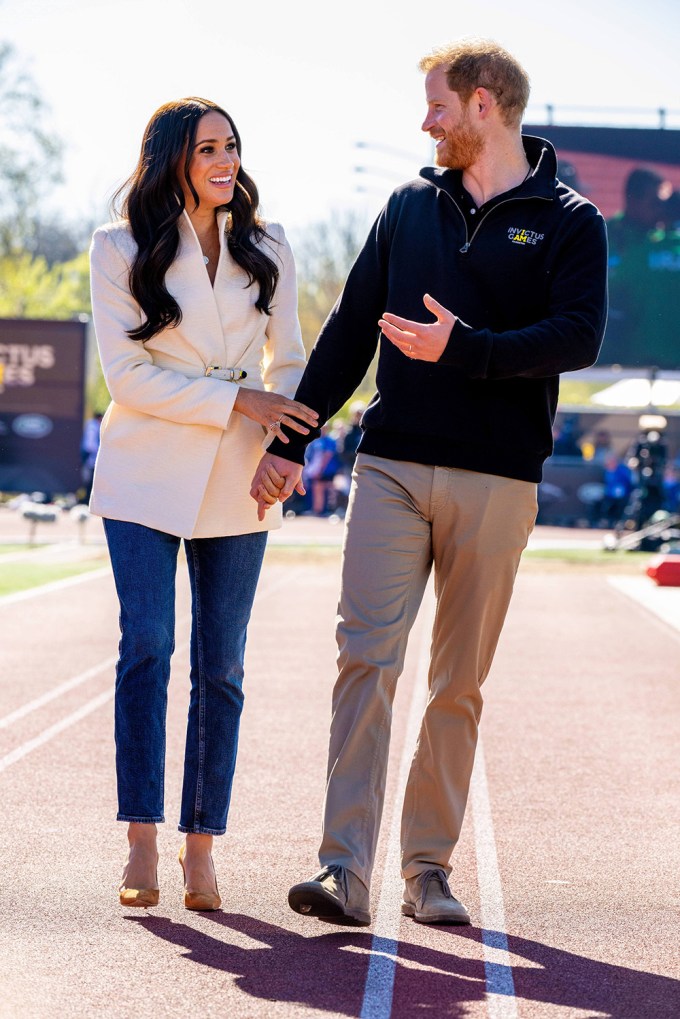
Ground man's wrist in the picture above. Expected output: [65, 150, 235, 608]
[268, 417, 321, 465]
[267, 434, 307, 465]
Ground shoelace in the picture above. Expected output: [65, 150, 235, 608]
[419, 868, 452, 903]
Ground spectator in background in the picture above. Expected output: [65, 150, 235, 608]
[663, 464, 680, 513]
[600, 454, 634, 528]
[608, 169, 664, 250]
[339, 400, 366, 478]
[330, 417, 348, 451]
[80, 411, 103, 502]
[304, 423, 340, 515]
[588, 428, 616, 466]
[552, 416, 583, 457]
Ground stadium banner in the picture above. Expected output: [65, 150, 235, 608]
[0, 318, 87, 495]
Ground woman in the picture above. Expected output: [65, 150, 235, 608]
[89, 97, 316, 910]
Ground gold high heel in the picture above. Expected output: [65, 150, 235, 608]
[119, 847, 159, 908]
[119, 884, 160, 908]
[179, 843, 221, 911]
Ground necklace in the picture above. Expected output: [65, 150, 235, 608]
[199, 229, 221, 267]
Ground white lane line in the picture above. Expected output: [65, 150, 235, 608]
[0, 628, 189, 773]
[0, 568, 303, 771]
[0, 688, 115, 773]
[0, 566, 111, 606]
[0, 655, 118, 730]
[0, 612, 191, 732]
[360, 586, 434, 1019]
[607, 575, 680, 636]
[361, 579, 518, 1019]
[470, 739, 518, 1019]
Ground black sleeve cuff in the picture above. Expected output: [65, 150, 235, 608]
[438, 319, 493, 379]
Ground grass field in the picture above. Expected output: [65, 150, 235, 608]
[0, 541, 655, 599]
[522, 547, 651, 570]
[0, 556, 109, 598]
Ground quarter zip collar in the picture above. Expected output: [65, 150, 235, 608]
[420, 135, 558, 205]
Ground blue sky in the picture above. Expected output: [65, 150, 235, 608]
[3, 0, 679, 232]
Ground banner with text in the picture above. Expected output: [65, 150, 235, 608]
[0, 319, 87, 494]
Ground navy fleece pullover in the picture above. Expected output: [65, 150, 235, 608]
[269, 136, 608, 483]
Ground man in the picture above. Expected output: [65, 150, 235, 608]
[251, 39, 608, 926]
[599, 167, 675, 369]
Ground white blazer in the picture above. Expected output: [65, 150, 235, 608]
[89, 210, 306, 538]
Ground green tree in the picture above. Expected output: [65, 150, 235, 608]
[292, 209, 367, 354]
[0, 250, 90, 318]
[291, 209, 378, 411]
[0, 41, 65, 255]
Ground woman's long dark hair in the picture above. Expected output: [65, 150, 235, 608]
[112, 97, 279, 342]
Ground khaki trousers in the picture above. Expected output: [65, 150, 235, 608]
[318, 454, 537, 888]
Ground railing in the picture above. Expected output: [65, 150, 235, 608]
[525, 105, 680, 130]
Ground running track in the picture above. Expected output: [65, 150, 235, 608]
[0, 519, 679, 1018]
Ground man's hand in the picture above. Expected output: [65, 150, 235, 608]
[379, 293, 456, 362]
[250, 453, 305, 522]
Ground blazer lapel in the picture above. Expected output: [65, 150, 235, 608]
[163, 211, 227, 367]
[160, 210, 267, 373]
[212, 211, 270, 370]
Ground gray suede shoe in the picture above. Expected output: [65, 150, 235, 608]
[401, 868, 470, 925]
[288, 864, 371, 926]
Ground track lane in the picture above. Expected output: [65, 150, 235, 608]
[1, 536, 679, 1018]
[477, 570, 680, 1018]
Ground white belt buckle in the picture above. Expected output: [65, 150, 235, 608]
[206, 366, 248, 381]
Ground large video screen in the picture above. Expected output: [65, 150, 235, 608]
[523, 125, 680, 372]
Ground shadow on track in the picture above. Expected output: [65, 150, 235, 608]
[126, 914, 680, 1018]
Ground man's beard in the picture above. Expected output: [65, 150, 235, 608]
[436, 122, 484, 170]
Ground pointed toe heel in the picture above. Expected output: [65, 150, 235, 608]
[179, 844, 221, 912]
[118, 883, 159, 908]
[183, 889, 221, 911]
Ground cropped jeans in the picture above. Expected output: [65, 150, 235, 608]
[103, 519, 267, 835]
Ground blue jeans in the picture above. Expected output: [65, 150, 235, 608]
[103, 519, 267, 835]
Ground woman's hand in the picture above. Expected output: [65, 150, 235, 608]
[250, 454, 305, 521]
[234, 389, 318, 443]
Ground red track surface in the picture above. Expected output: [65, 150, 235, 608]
[0, 515, 678, 1018]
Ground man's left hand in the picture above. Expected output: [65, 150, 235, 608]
[379, 293, 456, 362]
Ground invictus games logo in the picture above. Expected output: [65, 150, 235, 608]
[0, 343, 55, 393]
[508, 227, 545, 246]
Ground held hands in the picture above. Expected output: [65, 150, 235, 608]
[250, 453, 304, 522]
[234, 388, 318, 442]
[378, 293, 456, 362]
